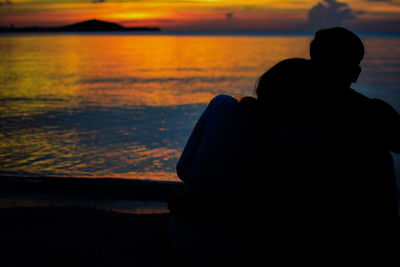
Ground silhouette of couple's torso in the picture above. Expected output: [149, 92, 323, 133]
[168, 28, 400, 265]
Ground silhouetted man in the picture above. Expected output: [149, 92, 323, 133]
[306, 27, 400, 265]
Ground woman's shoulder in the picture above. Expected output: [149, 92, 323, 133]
[200, 95, 242, 123]
[210, 94, 239, 106]
[208, 94, 260, 118]
[206, 95, 240, 113]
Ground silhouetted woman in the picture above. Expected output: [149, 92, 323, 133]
[168, 58, 313, 265]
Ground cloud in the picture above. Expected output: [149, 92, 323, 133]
[92, 0, 105, 3]
[225, 12, 234, 20]
[0, 0, 12, 5]
[364, 0, 400, 4]
[304, 0, 360, 30]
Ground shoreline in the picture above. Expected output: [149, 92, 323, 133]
[0, 175, 183, 201]
[1, 175, 399, 215]
[0, 175, 184, 214]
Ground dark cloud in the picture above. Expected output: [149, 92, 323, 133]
[304, 0, 360, 30]
[365, 0, 400, 5]
[92, 0, 105, 3]
[225, 12, 234, 20]
[348, 18, 400, 33]
[0, 0, 13, 5]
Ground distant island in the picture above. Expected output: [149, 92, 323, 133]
[0, 19, 161, 33]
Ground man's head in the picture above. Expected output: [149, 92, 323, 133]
[310, 27, 364, 88]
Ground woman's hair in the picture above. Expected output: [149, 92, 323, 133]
[256, 58, 311, 104]
[240, 58, 312, 113]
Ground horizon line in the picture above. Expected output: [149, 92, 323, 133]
[1, 19, 400, 36]
[1, 31, 399, 37]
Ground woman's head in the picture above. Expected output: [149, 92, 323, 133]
[256, 58, 312, 105]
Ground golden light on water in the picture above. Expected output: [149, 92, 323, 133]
[0, 35, 310, 111]
[1, 34, 400, 181]
[0, 35, 311, 180]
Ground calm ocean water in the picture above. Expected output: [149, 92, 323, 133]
[0, 34, 399, 182]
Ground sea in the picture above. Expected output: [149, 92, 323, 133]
[0, 33, 399, 183]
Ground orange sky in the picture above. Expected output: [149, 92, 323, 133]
[0, 0, 399, 32]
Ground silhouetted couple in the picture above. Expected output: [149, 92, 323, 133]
[168, 27, 400, 266]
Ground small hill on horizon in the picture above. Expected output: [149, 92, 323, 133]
[0, 19, 161, 33]
[60, 19, 127, 31]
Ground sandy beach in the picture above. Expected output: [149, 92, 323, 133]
[0, 176, 181, 267]
[0, 177, 269, 266]
[1, 176, 400, 266]
[1, 206, 176, 267]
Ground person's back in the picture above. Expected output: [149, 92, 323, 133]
[244, 58, 327, 265]
[253, 58, 320, 216]
[169, 94, 262, 264]
[176, 94, 257, 194]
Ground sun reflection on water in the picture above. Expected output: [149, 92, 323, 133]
[1, 35, 399, 180]
[0, 35, 310, 111]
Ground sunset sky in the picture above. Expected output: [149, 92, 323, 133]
[0, 0, 399, 32]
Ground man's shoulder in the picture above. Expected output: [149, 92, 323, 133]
[347, 88, 370, 103]
[367, 98, 399, 117]
[347, 89, 399, 115]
